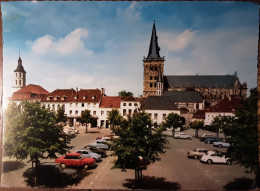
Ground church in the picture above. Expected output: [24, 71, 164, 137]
[142, 22, 247, 107]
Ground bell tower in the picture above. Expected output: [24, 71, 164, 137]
[13, 53, 26, 92]
[143, 21, 165, 98]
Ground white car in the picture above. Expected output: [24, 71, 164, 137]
[200, 152, 232, 165]
[174, 132, 192, 139]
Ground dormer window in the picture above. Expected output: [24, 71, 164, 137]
[54, 96, 60, 100]
[83, 95, 88, 99]
[92, 95, 96, 100]
[47, 96, 53, 100]
[74, 95, 79, 99]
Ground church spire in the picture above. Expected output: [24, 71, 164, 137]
[14, 53, 26, 73]
[146, 21, 163, 60]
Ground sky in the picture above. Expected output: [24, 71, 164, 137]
[2, 1, 259, 98]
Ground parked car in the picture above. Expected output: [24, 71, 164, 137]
[200, 152, 232, 165]
[35, 162, 78, 185]
[75, 149, 102, 161]
[199, 134, 214, 141]
[187, 148, 208, 159]
[55, 153, 96, 169]
[213, 140, 231, 148]
[204, 137, 223, 144]
[88, 141, 109, 150]
[174, 132, 192, 139]
[83, 146, 107, 157]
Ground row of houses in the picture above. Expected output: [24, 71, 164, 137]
[9, 84, 242, 128]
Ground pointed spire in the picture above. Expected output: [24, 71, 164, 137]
[147, 21, 161, 59]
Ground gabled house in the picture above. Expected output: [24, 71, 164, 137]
[204, 96, 241, 126]
[120, 96, 140, 117]
[141, 96, 180, 124]
[98, 96, 121, 128]
[41, 88, 76, 112]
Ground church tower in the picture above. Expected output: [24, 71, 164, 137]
[13, 54, 26, 92]
[156, 66, 164, 96]
[143, 21, 165, 98]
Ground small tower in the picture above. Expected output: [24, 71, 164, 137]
[143, 21, 165, 98]
[13, 54, 26, 92]
[156, 67, 164, 96]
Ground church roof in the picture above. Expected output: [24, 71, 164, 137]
[14, 57, 26, 73]
[14, 84, 49, 94]
[164, 75, 237, 89]
[100, 96, 121, 108]
[141, 96, 179, 111]
[164, 91, 203, 103]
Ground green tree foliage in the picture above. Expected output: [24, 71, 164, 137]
[190, 121, 204, 138]
[56, 107, 67, 125]
[222, 88, 257, 175]
[111, 111, 168, 180]
[163, 113, 183, 136]
[118, 90, 133, 97]
[211, 116, 223, 138]
[107, 109, 124, 133]
[4, 101, 72, 168]
[79, 109, 94, 133]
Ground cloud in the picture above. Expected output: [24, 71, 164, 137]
[28, 28, 93, 56]
[160, 29, 196, 53]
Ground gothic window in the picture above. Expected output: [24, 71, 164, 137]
[150, 83, 153, 88]
[155, 76, 157, 80]
[150, 76, 153, 80]
[150, 65, 153, 71]
[154, 66, 158, 71]
[154, 83, 156, 87]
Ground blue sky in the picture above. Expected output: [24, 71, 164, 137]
[2, 1, 259, 97]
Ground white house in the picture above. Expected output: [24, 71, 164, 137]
[204, 96, 241, 126]
[120, 96, 140, 117]
[141, 96, 180, 124]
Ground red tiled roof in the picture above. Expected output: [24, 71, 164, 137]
[10, 84, 49, 101]
[206, 97, 241, 113]
[100, 96, 121, 108]
[42, 89, 76, 102]
[121, 96, 138, 102]
[192, 110, 205, 119]
[67, 89, 102, 103]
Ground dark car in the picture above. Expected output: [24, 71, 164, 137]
[199, 134, 214, 141]
[35, 162, 77, 185]
[204, 137, 223, 144]
[83, 146, 107, 157]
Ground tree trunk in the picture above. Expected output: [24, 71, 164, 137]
[195, 129, 199, 138]
[85, 124, 88, 133]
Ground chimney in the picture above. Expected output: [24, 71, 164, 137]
[101, 88, 105, 96]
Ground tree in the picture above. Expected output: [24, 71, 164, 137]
[107, 109, 124, 133]
[111, 111, 168, 182]
[78, 109, 94, 133]
[211, 116, 223, 138]
[56, 107, 67, 125]
[163, 113, 183, 137]
[118, 90, 133, 97]
[219, 88, 258, 186]
[4, 101, 72, 169]
[190, 121, 204, 138]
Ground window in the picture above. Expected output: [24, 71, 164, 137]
[107, 111, 110, 116]
[150, 76, 153, 80]
[148, 113, 152, 118]
[123, 109, 127, 116]
[82, 103, 84, 107]
[16, 80, 17, 85]
[134, 103, 138, 106]
[93, 111, 96, 115]
[150, 65, 153, 71]
[196, 103, 199, 109]
[123, 103, 126, 106]
[129, 103, 132, 106]
[101, 111, 104, 116]
[75, 110, 78, 115]
[163, 114, 166, 120]
[19, 80, 21, 85]
[16, 73, 17, 77]
[129, 109, 132, 116]
[150, 83, 153, 88]
[88, 103, 90, 107]
[94, 103, 96, 107]
[154, 113, 158, 120]
[134, 109, 137, 113]
[19, 73, 22, 77]
[69, 110, 72, 114]
[74, 95, 78, 99]
[69, 103, 72, 107]
[75, 103, 78, 107]
[83, 95, 87, 99]
[92, 96, 96, 99]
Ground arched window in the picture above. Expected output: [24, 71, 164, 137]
[150, 76, 153, 80]
[150, 65, 153, 71]
[150, 83, 153, 88]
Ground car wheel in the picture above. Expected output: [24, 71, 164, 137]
[61, 163, 66, 169]
[83, 164, 88, 169]
[207, 159, 213, 164]
[219, 144, 222, 148]
[207, 141, 211, 144]
[187, 137, 191, 140]
[177, 137, 180, 139]
[194, 156, 198, 159]
[226, 160, 232, 165]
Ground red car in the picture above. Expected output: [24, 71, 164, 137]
[55, 153, 96, 169]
